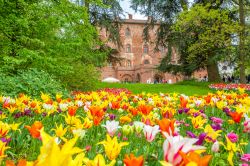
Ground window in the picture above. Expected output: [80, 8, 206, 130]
[125, 28, 131, 37]
[108, 62, 112, 67]
[143, 44, 149, 54]
[127, 60, 131, 67]
[144, 59, 150, 64]
[126, 44, 131, 53]
[160, 46, 165, 53]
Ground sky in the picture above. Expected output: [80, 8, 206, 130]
[120, 0, 147, 20]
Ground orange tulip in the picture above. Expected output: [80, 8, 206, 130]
[30, 101, 37, 108]
[180, 96, 188, 108]
[229, 111, 243, 123]
[137, 105, 153, 115]
[68, 106, 78, 116]
[25, 121, 43, 139]
[17, 159, 27, 166]
[179, 151, 212, 166]
[129, 107, 138, 116]
[111, 101, 120, 110]
[158, 118, 175, 136]
[123, 154, 144, 166]
[89, 105, 105, 126]
[6, 160, 15, 166]
[204, 95, 211, 104]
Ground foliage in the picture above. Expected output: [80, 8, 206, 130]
[0, 0, 111, 90]
[0, 68, 68, 97]
[61, 64, 100, 91]
[174, 4, 239, 68]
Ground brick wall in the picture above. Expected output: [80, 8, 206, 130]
[100, 15, 206, 83]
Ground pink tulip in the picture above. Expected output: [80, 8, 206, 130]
[227, 132, 238, 143]
[211, 141, 220, 152]
[243, 118, 250, 133]
[102, 120, 121, 137]
[163, 134, 206, 165]
[211, 117, 223, 124]
[143, 125, 160, 142]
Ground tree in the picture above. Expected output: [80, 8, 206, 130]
[0, 0, 110, 90]
[173, 5, 239, 81]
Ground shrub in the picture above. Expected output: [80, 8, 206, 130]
[61, 64, 100, 91]
[0, 68, 69, 97]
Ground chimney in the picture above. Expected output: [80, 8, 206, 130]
[128, 14, 133, 19]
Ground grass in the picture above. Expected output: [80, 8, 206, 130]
[95, 80, 213, 96]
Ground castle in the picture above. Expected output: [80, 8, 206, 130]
[100, 14, 206, 83]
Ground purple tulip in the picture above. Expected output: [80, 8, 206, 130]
[57, 108, 62, 113]
[0, 137, 11, 144]
[211, 123, 222, 131]
[199, 110, 204, 113]
[196, 133, 207, 145]
[178, 109, 183, 114]
[24, 109, 31, 115]
[193, 112, 199, 117]
[109, 114, 116, 120]
[42, 112, 47, 117]
[14, 112, 21, 119]
[184, 108, 190, 113]
[223, 107, 230, 115]
[186, 131, 196, 138]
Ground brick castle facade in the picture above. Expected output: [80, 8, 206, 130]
[100, 14, 207, 83]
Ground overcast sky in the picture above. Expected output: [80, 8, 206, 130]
[120, 0, 147, 20]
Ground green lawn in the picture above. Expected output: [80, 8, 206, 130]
[95, 81, 213, 96]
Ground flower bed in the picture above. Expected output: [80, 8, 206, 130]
[209, 83, 250, 91]
[0, 90, 250, 165]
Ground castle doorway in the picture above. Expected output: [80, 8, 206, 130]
[122, 74, 133, 83]
[154, 74, 163, 83]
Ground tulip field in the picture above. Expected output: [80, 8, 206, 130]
[1, 87, 250, 166]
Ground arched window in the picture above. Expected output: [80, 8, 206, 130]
[126, 44, 131, 53]
[144, 59, 150, 64]
[143, 44, 149, 54]
[125, 28, 131, 37]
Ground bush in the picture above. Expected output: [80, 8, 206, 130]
[0, 68, 69, 97]
[61, 64, 100, 91]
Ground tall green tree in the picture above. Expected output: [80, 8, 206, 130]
[0, 0, 110, 90]
[173, 4, 239, 81]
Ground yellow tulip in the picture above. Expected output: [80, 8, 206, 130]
[220, 137, 240, 166]
[189, 116, 207, 129]
[10, 123, 21, 132]
[204, 125, 221, 141]
[159, 161, 173, 166]
[0, 141, 9, 162]
[52, 123, 67, 140]
[41, 92, 51, 102]
[7, 106, 16, 113]
[83, 117, 93, 129]
[35, 128, 83, 166]
[83, 154, 116, 166]
[98, 134, 129, 160]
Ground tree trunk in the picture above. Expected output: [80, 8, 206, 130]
[239, 0, 246, 83]
[206, 62, 221, 82]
